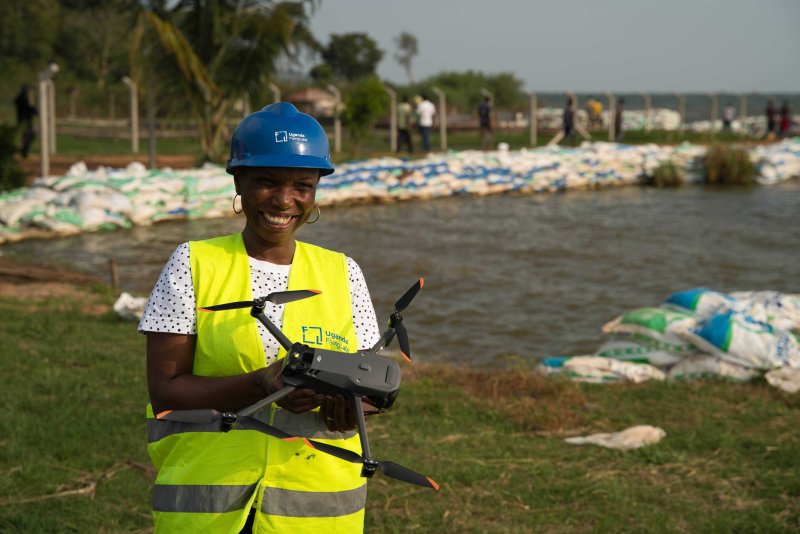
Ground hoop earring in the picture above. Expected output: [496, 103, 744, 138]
[232, 194, 243, 214]
[306, 205, 321, 224]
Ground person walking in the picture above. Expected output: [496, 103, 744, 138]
[415, 94, 436, 153]
[478, 95, 494, 150]
[722, 102, 736, 132]
[397, 95, 413, 154]
[14, 84, 37, 158]
[140, 102, 383, 533]
[779, 101, 791, 137]
[766, 99, 778, 139]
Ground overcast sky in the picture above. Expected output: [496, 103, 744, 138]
[305, 0, 800, 93]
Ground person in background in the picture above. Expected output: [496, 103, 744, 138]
[779, 101, 791, 137]
[415, 93, 436, 153]
[478, 95, 494, 150]
[766, 99, 778, 140]
[140, 102, 382, 533]
[562, 96, 576, 146]
[14, 84, 37, 158]
[722, 102, 736, 132]
[614, 98, 625, 142]
[586, 95, 603, 130]
[397, 95, 413, 154]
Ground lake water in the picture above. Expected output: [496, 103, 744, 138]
[4, 182, 799, 366]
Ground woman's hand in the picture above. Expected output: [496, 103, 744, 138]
[319, 394, 357, 432]
[262, 360, 324, 414]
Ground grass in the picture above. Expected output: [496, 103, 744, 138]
[1, 284, 799, 532]
[703, 144, 758, 186]
[19, 128, 759, 166]
[646, 160, 685, 188]
[26, 134, 204, 159]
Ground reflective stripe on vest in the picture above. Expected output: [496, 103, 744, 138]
[261, 485, 368, 517]
[153, 483, 258, 513]
[147, 235, 365, 533]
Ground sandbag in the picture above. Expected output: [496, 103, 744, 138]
[667, 354, 759, 382]
[679, 310, 799, 369]
[602, 307, 697, 356]
[593, 337, 683, 367]
[537, 355, 665, 384]
[662, 287, 734, 320]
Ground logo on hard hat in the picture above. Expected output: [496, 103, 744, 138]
[275, 131, 308, 143]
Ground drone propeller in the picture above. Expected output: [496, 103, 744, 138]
[155, 410, 438, 490]
[198, 289, 321, 312]
[389, 278, 423, 362]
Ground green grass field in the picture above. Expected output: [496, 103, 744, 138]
[1, 285, 798, 533]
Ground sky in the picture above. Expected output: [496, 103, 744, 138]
[304, 0, 800, 93]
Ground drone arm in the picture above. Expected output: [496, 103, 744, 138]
[252, 309, 293, 351]
[236, 384, 297, 418]
[368, 327, 396, 353]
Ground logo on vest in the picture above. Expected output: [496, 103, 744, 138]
[302, 326, 322, 345]
[301, 326, 350, 351]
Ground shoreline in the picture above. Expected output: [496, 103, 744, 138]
[1, 139, 799, 246]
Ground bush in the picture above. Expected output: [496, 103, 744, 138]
[702, 144, 756, 185]
[0, 124, 26, 192]
[645, 159, 684, 188]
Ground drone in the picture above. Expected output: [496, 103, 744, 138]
[155, 278, 439, 491]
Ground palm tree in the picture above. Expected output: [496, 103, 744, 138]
[131, 1, 317, 161]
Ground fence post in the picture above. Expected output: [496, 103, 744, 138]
[68, 87, 78, 119]
[739, 93, 748, 138]
[327, 84, 342, 153]
[122, 77, 139, 154]
[640, 92, 652, 132]
[384, 86, 397, 152]
[709, 93, 718, 139]
[37, 63, 59, 178]
[432, 86, 447, 151]
[527, 91, 537, 147]
[603, 92, 615, 141]
[48, 75, 57, 154]
[147, 89, 157, 169]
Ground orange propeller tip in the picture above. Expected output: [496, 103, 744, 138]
[311, 289, 322, 294]
[197, 307, 212, 312]
[419, 278, 424, 287]
[427, 477, 440, 491]
[401, 352, 412, 363]
[156, 410, 173, 420]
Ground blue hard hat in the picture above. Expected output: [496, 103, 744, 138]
[226, 102, 334, 176]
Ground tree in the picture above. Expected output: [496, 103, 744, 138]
[131, 0, 317, 161]
[411, 70, 525, 114]
[54, 0, 137, 90]
[342, 77, 387, 154]
[320, 33, 383, 82]
[0, 0, 60, 80]
[393, 32, 418, 84]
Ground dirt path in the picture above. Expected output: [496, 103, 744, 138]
[0, 255, 105, 302]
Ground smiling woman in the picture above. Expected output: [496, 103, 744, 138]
[234, 166, 320, 263]
[137, 103, 383, 533]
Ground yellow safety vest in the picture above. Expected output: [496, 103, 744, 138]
[146, 233, 365, 533]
